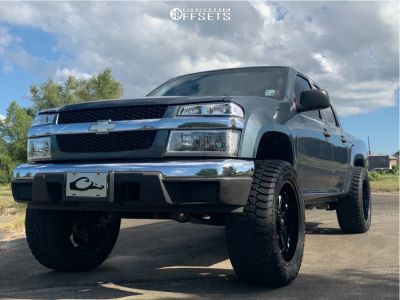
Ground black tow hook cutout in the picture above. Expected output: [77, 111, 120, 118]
[69, 177, 105, 192]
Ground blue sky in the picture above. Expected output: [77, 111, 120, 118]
[341, 104, 399, 155]
[0, 1, 398, 154]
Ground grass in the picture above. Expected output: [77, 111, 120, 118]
[0, 185, 25, 233]
[369, 172, 400, 193]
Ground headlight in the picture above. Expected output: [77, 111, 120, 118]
[176, 102, 244, 118]
[27, 137, 51, 161]
[32, 113, 58, 126]
[166, 130, 240, 156]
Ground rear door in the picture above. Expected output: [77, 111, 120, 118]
[293, 75, 333, 194]
[321, 106, 350, 192]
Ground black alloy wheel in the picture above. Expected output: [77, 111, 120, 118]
[276, 183, 299, 262]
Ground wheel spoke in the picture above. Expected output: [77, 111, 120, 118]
[280, 221, 288, 249]
[276, 183, 299, 261]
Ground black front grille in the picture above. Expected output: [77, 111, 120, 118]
[57, 131, 157, 153]
[58, 106, 167, 124]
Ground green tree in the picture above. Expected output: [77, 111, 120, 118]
[30, 68, 123, 111]
[196, 168, 219, 176]
[0, 68, 124, 183]
[0, 102, 33, 182]
[0, 138, 10, 183]
[394, 150, 400, 156]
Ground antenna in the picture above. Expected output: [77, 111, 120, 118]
[368, 135, 371, 155]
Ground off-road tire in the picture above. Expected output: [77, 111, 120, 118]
[336, 167, 371, 233]
[226, 160, 305, 287]
[25, 209, 121, 272]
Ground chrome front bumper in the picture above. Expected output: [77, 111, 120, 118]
[13, 159, 254, 180]
[12, 159, 254, 211]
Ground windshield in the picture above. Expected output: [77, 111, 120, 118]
[147, 67, 288, 100]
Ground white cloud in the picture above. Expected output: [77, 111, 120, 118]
[250, 1, 276, 24]
[0, 26, 15, 55]
[55, 67, 93, 81]
[330, 80, 398, 116]
[178, 54, 242, 75]
[0, 114, 5, 121]
[0, 1, 398, 116]
[312, 53, 335, 74]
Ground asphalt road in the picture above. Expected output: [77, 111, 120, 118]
[0, 193, 398, 299]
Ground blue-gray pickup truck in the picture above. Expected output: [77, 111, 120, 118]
[12, 66, 371, 287]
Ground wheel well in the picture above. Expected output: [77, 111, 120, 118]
[256, 132, 294, 165]
[354, 157, 365, 167]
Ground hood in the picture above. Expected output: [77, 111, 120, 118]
[43, 95, 287, 113]
[54, 96, 229, 113]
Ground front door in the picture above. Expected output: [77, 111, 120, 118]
[291, 75, 333, 194]
[294, 113, 333, 193]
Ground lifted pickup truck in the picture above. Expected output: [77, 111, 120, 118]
[12, 66, 371, 287]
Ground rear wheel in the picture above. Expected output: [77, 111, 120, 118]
[25, 209, 121, 272]
[226, 160, 305, 287]
[336, 167, 371, 233]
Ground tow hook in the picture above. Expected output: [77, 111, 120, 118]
[174, 212, 190, 223]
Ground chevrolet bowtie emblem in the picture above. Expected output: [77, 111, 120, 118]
[89, 120, 116, 134]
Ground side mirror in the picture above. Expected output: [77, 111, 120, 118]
[297, 89, 330, 113]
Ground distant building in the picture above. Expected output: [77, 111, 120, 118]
[368, 154, 398, 171]
[392, 155, 400, 167]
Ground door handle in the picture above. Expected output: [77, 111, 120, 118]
[340, 135, 347, 143]
[323, 128, 331, 138]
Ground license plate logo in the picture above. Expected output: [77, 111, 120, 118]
[66, 173, 108, 198]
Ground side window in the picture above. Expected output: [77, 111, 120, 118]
[294, 75, 311, 101]
[323, 107, 339, 127]
[295, 76, 321, 120]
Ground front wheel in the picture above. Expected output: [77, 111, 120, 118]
[25, 209, 121, 272]
[226, 160, 305, 287]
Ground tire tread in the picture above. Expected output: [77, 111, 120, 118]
[226, 160, 305, 287]
[336, 167, 371, 233]
[25, 209, 120, 272]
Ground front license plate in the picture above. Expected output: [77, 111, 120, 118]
[66, 172, 108, 198]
